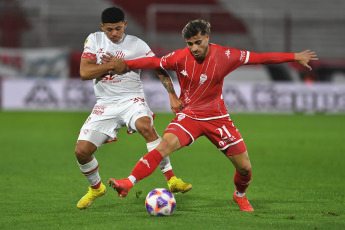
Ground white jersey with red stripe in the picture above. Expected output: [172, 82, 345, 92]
[82, 32, 154, 101]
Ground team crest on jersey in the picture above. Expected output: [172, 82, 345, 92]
[199, 74, 207, 84]
[177, 114, 186, 121]
[114, 50, 125, 58]
[225, 49, 231, 59]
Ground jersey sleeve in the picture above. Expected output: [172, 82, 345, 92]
[160, 51, 177, 71]
[132, 38, 155, 59]
[247, 52, 295, 64]
[220, 47, 250, 73]
[124, 50, 178, 71]
[124, 56, 161, 70]
[81, 34, 97, 61]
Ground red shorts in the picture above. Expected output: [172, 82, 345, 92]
[164, 114, 247, 156]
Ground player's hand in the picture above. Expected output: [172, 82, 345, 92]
[295, 50, 318, 71]
[101, 52, 129, 74]
[169, 93, 184, 114]
[100, 52, 114, 64]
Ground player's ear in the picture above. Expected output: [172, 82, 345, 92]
[123, 20, 127, 29]
[100, 23, 104, 30]
[206, 34, 210, 42]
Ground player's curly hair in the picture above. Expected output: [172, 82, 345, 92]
[101, 7, 125, 23]
[182, 19, 211, 39]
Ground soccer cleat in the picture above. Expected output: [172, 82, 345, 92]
[77, 183, 106, 210]
[233, 191, 254, 212]
[108, 178, 133, 198]
[167, 176, 192, 194]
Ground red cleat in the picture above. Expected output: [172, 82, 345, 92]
[233, 191, 254, 212]
[108, 178, 133, 198]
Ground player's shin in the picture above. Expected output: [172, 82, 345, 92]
[234, 170, 252, 197]
[146, 137, 175, 181]
[130, 149, 163, 182]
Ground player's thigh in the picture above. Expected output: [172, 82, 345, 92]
[125, 97, 155, 134]
[204, 117, 247, 156]
[164, 114, 203, 148]
[134, 116, 158, 142]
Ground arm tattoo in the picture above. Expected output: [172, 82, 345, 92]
[155, 69, 175, 94]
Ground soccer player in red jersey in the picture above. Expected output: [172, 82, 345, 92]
[106, 19, 318, 212]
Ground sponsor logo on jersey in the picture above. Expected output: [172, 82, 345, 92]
[225, 49, 231, 59]
[240, 50, 246, 62]
[200, 74, 207, 84]
[84, 38, 88, 45]
[180, 70, 188, 77]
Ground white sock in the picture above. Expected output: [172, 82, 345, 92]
[78, 157, 101, 187]
[235, 190, 245, 198]
[128, 175, 137, 185]
[146, 137, 162, 152]
[146, 137, 173, 173]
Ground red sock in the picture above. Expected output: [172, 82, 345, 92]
[234, 170, 252, 193]
[131, 149, 163, 181]
[91, 181, 101, 189]
[164, 170, 175, 181]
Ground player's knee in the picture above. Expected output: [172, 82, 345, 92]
[237, 165, 252, 175]
[75, 145, 92, 164]
[137, 123, 157, 139]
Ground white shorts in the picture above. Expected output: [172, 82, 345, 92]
[78, 96, 154, 146]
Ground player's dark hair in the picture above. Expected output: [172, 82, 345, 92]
[101, 7, 125, 23]
[182, 19, 211, 39]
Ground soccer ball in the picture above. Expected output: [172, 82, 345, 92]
[145, 188, 176, 216]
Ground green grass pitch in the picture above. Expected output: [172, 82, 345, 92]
[0, 111, 344, 229]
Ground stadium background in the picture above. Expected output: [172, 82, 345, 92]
[0, 0, 344, 229]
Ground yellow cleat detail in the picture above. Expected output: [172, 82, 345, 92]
[167, 176, 192, 194]
[77, 183, 106, 210]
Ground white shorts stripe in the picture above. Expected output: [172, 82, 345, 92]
[218, 138, 243, 151]
[169, 122, 195, 144]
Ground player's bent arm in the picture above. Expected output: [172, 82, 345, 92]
[79, 58, 114, 80]
[153, 68, 185, 112]
[124, 56, 161, 70]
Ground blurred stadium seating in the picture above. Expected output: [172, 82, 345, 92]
[0, 0, 345, 82]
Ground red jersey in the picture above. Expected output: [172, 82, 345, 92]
[125, 43, 294, 120]
[159, 44, 251, 119]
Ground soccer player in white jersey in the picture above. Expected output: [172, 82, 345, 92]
[75, 7, 192, 210]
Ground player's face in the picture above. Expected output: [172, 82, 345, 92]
[101, 20, 127, 43]
[185, 32, 210, 59]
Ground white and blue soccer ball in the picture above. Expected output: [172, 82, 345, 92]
[145, 188, 176, 216]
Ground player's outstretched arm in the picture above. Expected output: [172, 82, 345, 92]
[153, 69, 184, 113]
[294, 50, 318, 71]
[247, 50, 318, 71]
